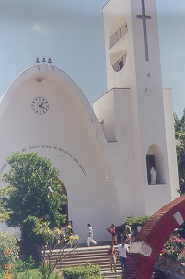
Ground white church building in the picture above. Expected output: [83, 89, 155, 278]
[0, 0, 179, 242]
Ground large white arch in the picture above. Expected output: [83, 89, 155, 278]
[0, 63, 119, 242]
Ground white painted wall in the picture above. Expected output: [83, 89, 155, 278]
[93, 92, 117, 142]
[0, 0, 179, 242]
[94, 88, 146, 217]
[103, 0, 136, 90]
[163, 89, 179, 198]
[102, 0, 179, 217]
[0, 64, 119, 243]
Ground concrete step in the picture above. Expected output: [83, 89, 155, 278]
[46, 252, 110, 260]
[102, 270, 122, 278]
[53, 260, 116, 266]
[43, 245, 123, 279]
[48, 253, 112, 260]
[45, 249, 111, 257]
[55, 263, 121, 271]
[48, 256, 114, 264]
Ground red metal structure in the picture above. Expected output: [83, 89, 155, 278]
[126, 196, 185, 279]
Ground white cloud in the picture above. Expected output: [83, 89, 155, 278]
[32, 23, 42, 33]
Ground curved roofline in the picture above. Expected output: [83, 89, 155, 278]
[1, 63, 98, 123]
[0, 63, 107, 146]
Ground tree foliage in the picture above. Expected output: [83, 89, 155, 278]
[174, 111, 185, 194]
[161, 235, 185, 263]
[0, 152, 68, 261]
[63, 265, 101, 279]
[33, 217, 79, 279]
[0, 232, 19, 267]
[125, 216, 150, 228]
[174, 111, 185, 238]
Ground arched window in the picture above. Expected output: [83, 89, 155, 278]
[110, 51, 127, 72]
[146, 145, 165, 185]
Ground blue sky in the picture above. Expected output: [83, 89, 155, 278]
[0, 0, 185, 115]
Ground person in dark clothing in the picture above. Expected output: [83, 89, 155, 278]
[116, 224, 125, 244]
[153, 270, 167, 279]
[107, 224, 117, 244]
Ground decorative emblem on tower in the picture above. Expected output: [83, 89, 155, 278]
[109, 21, 128, 49]
[110, 51, 127, 72]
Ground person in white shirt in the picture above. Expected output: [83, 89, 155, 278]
[117, 239, 129, 271]
[87, 224, 97, 247]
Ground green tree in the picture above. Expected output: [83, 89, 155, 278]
[0, 232, 19, 267]
[174, 111, 185, 238]
[32, 217, 79, 279]
[174, 111, 185, 194]
[0, 152, 67, 261]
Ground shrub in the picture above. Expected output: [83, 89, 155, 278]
[124, 216, 150, 229]
[0, 232, 19, 268]
[178, 222, 185, 238]
[63, 264, 101, 279]
[12, 268, 61, 279]
[1, 153, 68, 262]
[14, 257, 36, 273]
[161, 235, 185, 263]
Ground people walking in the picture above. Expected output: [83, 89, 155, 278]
[87, 224, 97, 246]
[125, 225, 132, 243]
[107, 224, 117, 244]
[116, 224, 125, 244]
[108, 243, 117, 273]
[117, 238, 129, 273]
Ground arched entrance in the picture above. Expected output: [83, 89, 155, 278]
[126, 196, 185, 279]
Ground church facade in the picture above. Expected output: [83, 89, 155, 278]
[0, 0, 179, 242]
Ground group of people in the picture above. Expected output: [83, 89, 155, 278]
[107, 223, 133, 244]
[107, 224, 132, 274]
[86, 223, 136, 275]
[108, 238, 129, 274]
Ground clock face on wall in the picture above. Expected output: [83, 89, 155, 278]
[31, 97, 49, 115]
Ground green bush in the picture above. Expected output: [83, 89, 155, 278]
[1, 153, 68, 262]
[14, 257, 36, 273]
[0, 232, 19, 268]
[125, 216, 150, 228]
[0, 268, 3, 279]
[161, 235, 185, 263]
[13, 268, 61, 279]
[63, 264, 101, 279]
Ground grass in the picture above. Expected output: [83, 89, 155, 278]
[13, 269, 62, 279]
[14, 269, 104, 279]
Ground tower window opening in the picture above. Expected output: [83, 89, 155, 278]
[146, 145, 165, 185]
[110, 51, 127, 72]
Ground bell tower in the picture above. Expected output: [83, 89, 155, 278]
[101, 0, 179, 215]
[103, 0, 134, 89]
[103, 0, 163, 90]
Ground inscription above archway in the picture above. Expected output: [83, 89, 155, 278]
[0, 145, 87, 178]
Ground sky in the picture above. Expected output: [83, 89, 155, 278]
[0, 0, 185, 115]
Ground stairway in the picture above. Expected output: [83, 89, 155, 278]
[44, 245, 122, 278]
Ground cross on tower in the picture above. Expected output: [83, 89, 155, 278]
[137, 0, 151, 61]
